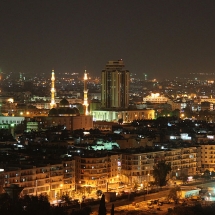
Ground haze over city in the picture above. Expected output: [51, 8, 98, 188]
[2, 2, 215, 214]
[1, 0, 215, 80]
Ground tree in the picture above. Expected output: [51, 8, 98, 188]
[0, 193, 67, 215]
[50, 205, 67, 215]
[152, 160, 171, 188]
[193, 174, 200, 181]
[171, 109, 180, 118]
[0, 193, 23, 215]
[148, 181, 157, 190]
[61, 193, 72, 206]
[98, 194, 106, 215]
[203, 169, 211, 180]
[21, 194, 51, 215]
[80, 187, 86, 196]
[111, 204, 114, 215]
[14, 122, 26, 135]
[96, 190, 102, 197]
[182, 106, 193, 118]
[211, 171, 215, 178]
[85, 186, 92, 196]
[133, 181, 138, 191]
[118, 118, 123, 124]
[71, 206, 92, 215]
[128, 192, 135, 201]
[56, 191, 60, 202]
[167, 203, 215, 215]
[180, 172, 188, 184]
[168, 186, 181, 203]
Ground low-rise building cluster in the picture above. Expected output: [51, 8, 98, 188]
[0, 132, 212, 201]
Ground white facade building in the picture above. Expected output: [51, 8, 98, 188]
[92, 109, 155, 122]
[143, 93, 168, 103]
[0, 116, 25, 126]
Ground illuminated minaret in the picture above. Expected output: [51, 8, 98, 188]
[83, 70, 89, 115]
[50, 69, 56, 109]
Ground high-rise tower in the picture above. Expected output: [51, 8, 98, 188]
[83, 70, 89, 115]
[101, 60, 130, 109]
[50, 69, 56, 109]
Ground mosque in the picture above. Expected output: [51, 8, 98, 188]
[32, 70, 93, 131]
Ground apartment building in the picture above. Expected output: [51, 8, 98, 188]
[121, 151, 154, 185]
[121, 147, 197, 185]
[165, 148, 197, 178]
[1, 147, 198, 199]
[62, 159, 76, 193]
[2, 161, 75, 201]
[34, 115, 93, 131]
[200, 144, 215, 171]
[78, 153, 121, 192]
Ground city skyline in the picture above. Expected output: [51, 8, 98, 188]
[1, 1, 215, 80]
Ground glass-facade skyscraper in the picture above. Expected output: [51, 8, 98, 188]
[101, 60, 130, 109]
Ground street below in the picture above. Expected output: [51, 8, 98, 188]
[90, 180, 215, 215]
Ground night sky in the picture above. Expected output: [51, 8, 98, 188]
[1, 0, 215, 80]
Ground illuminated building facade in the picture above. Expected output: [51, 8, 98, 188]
[78, 153, 121, 191]
[92, 109, 155, 122]
[121, 147, 197, 185]
[101, 60, 130, 109]
[143, 93, 168, 103]
[201, 144, 215, 171]
[2, 162, 76, 201]
[1, 147, 198, 199]
[167, 100, 187, 111]
[34, 115, 93, 131]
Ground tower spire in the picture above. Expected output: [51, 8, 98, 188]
[50, 69, 56, 109]
[83, 70, 89, 115]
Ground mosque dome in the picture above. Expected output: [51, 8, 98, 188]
[49, 108, 58, 116]
[48, 107, 80, 116]
[73, 107, 80, 115]
[59, 98, 69, 107]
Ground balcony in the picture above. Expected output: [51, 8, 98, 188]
[36, 169, 49, 174]
[19, 178, 35, 183]
[50, 170, 63, 176]
[86, 173, 108, 178]
[7, 175, 20, 179]
[50, 173, 63, 178]
[81, 171, 108, 176]
[64, 174, 73, 179]
[21, 172, 34, 176]
[84, 160, 107, 164]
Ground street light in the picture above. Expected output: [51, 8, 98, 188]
[79, 196, 82, 209]
[141, 183, 143, 189]
[35, 179, 38, 196]
[60, 184, 63, 197]
[143, 180, 147, 200]
[147, 174, 150, 194]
